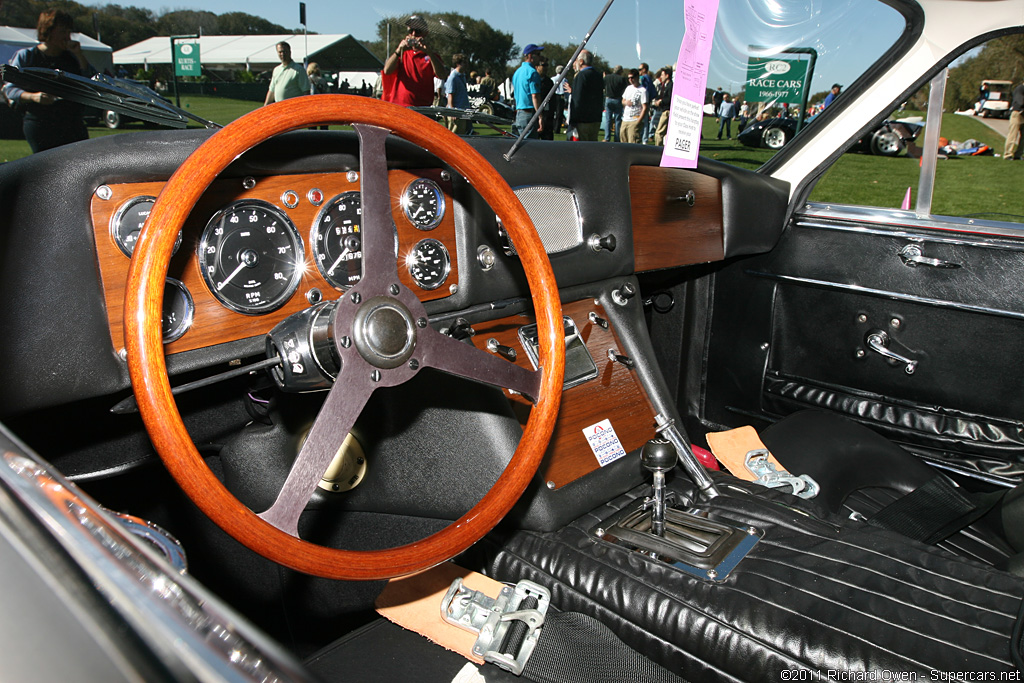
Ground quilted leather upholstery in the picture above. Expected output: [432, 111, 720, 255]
[491, 476, 1024, 680]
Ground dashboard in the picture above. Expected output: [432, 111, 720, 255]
[90, 169, 459, 356]
[0, 128, 788, 500]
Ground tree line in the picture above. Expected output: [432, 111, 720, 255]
[0, 1, 613, 86]
[1, 0, 294, 51]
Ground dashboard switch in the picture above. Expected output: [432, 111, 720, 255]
[588, 232, 617, 253]
[486, 337, 517, 361]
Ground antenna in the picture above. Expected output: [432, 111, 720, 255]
[503, 0, 616, 162]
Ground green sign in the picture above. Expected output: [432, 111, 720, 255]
[744, 57, 808, 104]
[174, 42, 201, 77]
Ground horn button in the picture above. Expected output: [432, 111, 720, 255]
[351, 296, 417, 369]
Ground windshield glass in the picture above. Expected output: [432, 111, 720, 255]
[1, 0, 906, 167]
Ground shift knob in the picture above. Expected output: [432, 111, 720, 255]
[641, 438, 676, 537]
[641, 438, 677, 473]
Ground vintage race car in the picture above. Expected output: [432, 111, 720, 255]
[737, 115, 925, 156]
[1, 0, 1023, 681]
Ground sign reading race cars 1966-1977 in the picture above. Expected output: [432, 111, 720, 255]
[744, 57, 808, 105]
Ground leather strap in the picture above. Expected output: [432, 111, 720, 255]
[706, 425, 789, 481]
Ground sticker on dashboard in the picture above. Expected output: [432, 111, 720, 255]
[583, 419, 627, 467]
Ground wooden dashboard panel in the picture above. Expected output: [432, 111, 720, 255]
[473, 299, 657, 489]
[91, 170, 458, 355]
[629, 165, 724, 271]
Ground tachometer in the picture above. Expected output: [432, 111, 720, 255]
[310, 191, 363, 290]
[400, 178, 445, 230]
[198, 200, 304, 314]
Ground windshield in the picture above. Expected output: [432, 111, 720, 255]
[1, 0, 907, 168]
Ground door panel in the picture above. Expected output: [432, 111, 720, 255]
[701, 206, 1024, 478]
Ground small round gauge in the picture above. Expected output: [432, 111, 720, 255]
[311, 191, 363, 290]
[198, 200, 304, 315]
[406, 238, 450, 290]
[110, 196, 182, 257]
[401, 178, 445, 230]
[161, 278, 194, 343]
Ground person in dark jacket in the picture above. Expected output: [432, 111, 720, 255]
[566, 50, 604, 141]
[3, 9, 95, 153]
[603, 65, 628, 141]
[652, 67, 673, 146]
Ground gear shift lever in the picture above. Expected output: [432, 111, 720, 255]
[641, 438, 676, 536]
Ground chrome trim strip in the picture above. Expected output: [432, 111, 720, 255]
[797, 202, 1024, 245]
[794, 218, 1024, 251]
[747, 270, 1024, 321]
[0, 438, 312, 682]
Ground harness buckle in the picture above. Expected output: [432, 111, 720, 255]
[441, 577, 550, 675]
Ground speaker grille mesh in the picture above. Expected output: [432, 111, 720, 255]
[513, 185, 583, 254]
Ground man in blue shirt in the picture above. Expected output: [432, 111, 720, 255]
[512, 43, 545, 139]
[445, 53, 471, 135]
[822, 83, 842, 109]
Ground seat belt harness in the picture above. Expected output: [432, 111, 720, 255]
[441, 577, 550, 675]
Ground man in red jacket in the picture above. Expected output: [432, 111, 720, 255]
[381, 15, 445, 107]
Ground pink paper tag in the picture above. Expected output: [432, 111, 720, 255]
[660, 0, 721, 169]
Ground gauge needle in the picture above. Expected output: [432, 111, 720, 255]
[327, 247, 351, 276]
[217, 260, 248, 291]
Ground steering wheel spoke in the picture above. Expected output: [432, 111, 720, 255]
[418, 327, 542, 403]
[352, 123, 399, 283]
[257, 376, 373, 537]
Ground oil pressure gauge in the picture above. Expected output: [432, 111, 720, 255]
[406, 238, 450, 290]
[162, 278, 194, 343]
[110, 195, 182, 257]
[401, 178, 445, 230]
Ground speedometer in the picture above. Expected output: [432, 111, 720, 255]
[198, 200, 304, 315]
[310, 191, 363, 290]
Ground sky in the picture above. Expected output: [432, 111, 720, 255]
[91, 0, 904, 95]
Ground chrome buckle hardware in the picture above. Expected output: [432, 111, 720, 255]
[744, 449, 820, 499]
[441, 578, 550, 675]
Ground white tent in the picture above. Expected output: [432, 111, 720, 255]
[113, 34, 382, 76]
[0, 26, 113, 73]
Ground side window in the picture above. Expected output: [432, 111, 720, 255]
[808, 35, 1024, 227]
[702, 0, 904, 170]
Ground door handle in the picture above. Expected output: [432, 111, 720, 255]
[899, 244, 961, 269]
[866, 330, 918, 374]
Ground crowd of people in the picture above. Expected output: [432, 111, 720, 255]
[3, 9, 863, 154]
[369, 15, 692, 144]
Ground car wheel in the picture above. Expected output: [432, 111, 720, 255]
[477, 102, 494, 116]
[870, 129, 904, 156]
[762, 126, 788, 150]
[104, 110, 121, 129]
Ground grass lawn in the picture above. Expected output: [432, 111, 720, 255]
[0, 94, 520, 162]
[808, 111, 1023, 222]
[3, 98, 1021, 224]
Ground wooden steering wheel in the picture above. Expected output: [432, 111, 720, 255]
[125, 96, 564, 580]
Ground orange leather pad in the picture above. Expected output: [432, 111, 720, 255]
[705, 425, 789, 481]
[376, 562, 504, 664]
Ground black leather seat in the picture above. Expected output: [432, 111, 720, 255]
[490, 419, 1024, 679]
[761, 410, 1019, 568]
